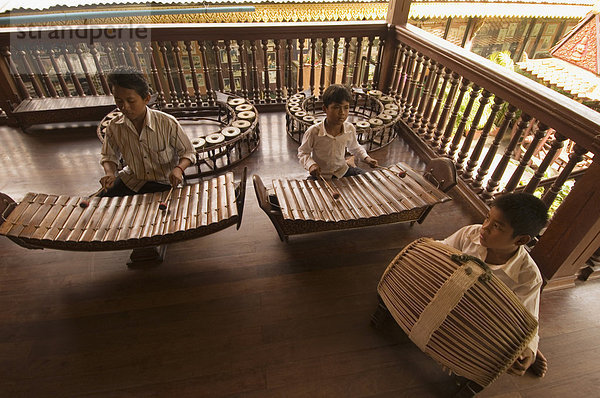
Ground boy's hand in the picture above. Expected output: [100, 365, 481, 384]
[365, 157, 379, 168]
[309, 164, 321, 177]
[100, 175, 116, 190]
[507, 348, 534, 376]
[170, 166, 184, 187]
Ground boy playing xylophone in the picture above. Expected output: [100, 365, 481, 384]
[441, 192, 549, 378]
[99, 66, 196, 197]
[298, 84, 379, 180]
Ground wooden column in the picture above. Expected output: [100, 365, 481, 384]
[531, 159, 600, 291]
[386, 0, 412, 26]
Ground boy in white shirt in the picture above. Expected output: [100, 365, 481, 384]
[298, 84, 378, 179]
[441, 192, 549, 378]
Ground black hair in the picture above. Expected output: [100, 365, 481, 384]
[322, 84, 353, 107]
[491, 192, 548, 237]
[107, 66, 150, 98]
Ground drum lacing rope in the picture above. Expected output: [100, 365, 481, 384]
[451, 254, 492, 282]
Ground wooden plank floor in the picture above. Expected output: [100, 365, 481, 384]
[1, 114, 599, 398]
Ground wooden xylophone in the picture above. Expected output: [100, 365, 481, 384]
[253, 160, 454, 241]
[0, 170, 246, 252]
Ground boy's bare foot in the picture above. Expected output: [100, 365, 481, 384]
[529, 349, 547, 377]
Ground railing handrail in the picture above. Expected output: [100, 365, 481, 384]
[395, 23, 600, 157]
[0, 21, 389, 46]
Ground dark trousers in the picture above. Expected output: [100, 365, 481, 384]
[99, 177, 171, 197]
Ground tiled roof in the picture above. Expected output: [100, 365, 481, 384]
[0, 0, 595, 13]
[518, 57, 600, 101]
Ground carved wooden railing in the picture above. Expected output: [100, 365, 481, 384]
[0, 22, 388, 129]
[1, 21, 599, 289]
[386, 24, 600, 290]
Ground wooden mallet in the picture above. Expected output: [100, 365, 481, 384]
[378, 165, 407, 178]
[159, 186, 175, 211]
[319, 174, 341, 200]
[79, 189, 104, 208]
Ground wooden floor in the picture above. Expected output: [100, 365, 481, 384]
[1, 115, 599, 398]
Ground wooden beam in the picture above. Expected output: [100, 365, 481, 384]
[531, 159, 600, 290]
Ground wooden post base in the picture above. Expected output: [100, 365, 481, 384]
[127, 245, 167, 269]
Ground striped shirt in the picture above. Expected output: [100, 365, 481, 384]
[101, 107, 196, 192]
[298, 120, 368, 179]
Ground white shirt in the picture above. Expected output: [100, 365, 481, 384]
[101, 107, 196, 192]
[441, 224, 542, 354]
[297, 120, 369, 179]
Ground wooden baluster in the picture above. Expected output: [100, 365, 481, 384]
[127, 42, 142, 71]
[330, 37, 340, 86]
[146, 42, 166, 108]
[48, 49, 70, 97]
[62, 46, 85, 96]
[274, 39, 283, 103]
[198, 41, 214, 104]
[541, 143, 588, 207]
[372, 36, 384, 89]
[396, 46, 412, 105]
[482, 114, 532, 201]
[237, 40, 249, 100]
[319, 38, 327, 96]
[462, 93, 501, 180]
[524, 131, 568, 194]
[361, 36, 374, 89]
[388, 43, 402, 96]
[33, 49, 58, 98]
[415, 59, 439, 132]
[116, 42, 127, 66]
[285, 39, 293, 95]
[407, 55, 428, 126]
[297, 38, 305, 92]
[352, 37, 363, 87]
[399, 48, 416, 115]
[424, 66, 450, 142]
[173, 41, 191, 107]
[19, 49, 44, 98]
[309, 38, 317, 95]
[437, 74, 464, 153]
[448, 83, 481, 159]
[159, 41, 178, 106]
[224, 40, 236, 95]
[76, 47, 97, 96]
[212, 41, 225, 94]
[504, 121, 549, 193]
[403, 52, 424, 121]
[90, 43, 110, 95]
[472, 104, 518, 192]
[249, 40, 260, 103]
[104, 42, 115, 71]
[456, 88, 492, 173]
[261, 40, 271, 103]
[2, 48, 31, 100]
[184, 41, 201, 104]
[341, 37, 351, 85]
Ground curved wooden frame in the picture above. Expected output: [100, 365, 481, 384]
[285, 88, 402, 152]
[97, 93, 260, 178]
[0, 168, 247, 252]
